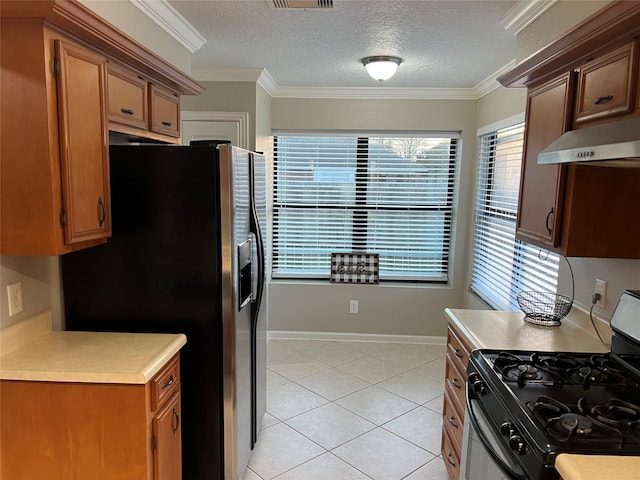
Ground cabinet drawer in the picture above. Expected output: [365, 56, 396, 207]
[151, 355, 180, 411]
[149, 84, 180, 138]
[574, 41, 638, 126]
[443, 388, 464, 451]
[441, 424, 461, 480]
[107, 63, 147, 129]
[445, 353, 466, 414]
[447, 326, 471, 375]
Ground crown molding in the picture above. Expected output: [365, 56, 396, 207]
[501, 0, 558, 35]
[129, 0, 206, 53]
[193, 62, 517, 100]
[472, 60, 518, 98]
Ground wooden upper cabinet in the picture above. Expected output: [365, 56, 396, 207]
[573, 41, 639, 127]
[107, 62, 148, 130]
[150, 84, 181, 138]
[56, 39, 111, 245]
[516, 73, 573, 249]
[1, 0, 203, 255]
[0, 23, 110, 255]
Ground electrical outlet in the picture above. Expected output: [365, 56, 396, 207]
[594, 279, 607, 308]
[7, 282, 24, 316]
[349, 300, 359, 314]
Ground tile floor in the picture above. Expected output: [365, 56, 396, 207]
[242, 339, 450, 480]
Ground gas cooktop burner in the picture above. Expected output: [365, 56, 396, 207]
[491, 351, 628, 389]
[529, 396, 627, 448]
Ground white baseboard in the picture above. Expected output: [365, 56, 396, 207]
[267, 330, 446, 345]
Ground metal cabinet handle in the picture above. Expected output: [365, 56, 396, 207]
[449, 417, 459, 429]
[452, 378, 462, 389]
[454, 348, 463, 359]
[172, 408, 180, 434]
[161, 375, 175, 390]
[545, 208, 554, 235]
[594, 95, 613, 105]
[97, 197, 106, 227]
[161, 121, 172, 127]
[447, 453, 456, 466]
[120, 108, 134, 115]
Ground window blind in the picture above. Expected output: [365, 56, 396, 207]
[272, 134, 459, 281]
[470, 123, 559, 311]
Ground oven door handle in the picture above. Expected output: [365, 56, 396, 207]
[466, 385, 528, 480]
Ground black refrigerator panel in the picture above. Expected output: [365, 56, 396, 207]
[61, 145, 225, 480]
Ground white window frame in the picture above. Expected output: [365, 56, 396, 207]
[272, 131, 461, 283]
[470, 114, 560, 311]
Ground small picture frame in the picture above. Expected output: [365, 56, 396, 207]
[330, 253, 379, 284]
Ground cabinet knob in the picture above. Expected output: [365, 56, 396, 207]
[120, 108, 135, 115]
[97, 197, 106, 227]
[446, 452, 456, 467]
[593, 95, 613, 105]
[454, 348, 463, 359]
[452, 377, 462, 389]
[161, 121, 172, 127]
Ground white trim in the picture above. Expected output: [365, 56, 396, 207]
[500, 0, 558, 35]
[192, 61, 517, 100]
[472, 60, 517, 98]
[128, 0, 206, 53]
[267, 330, 447, 345]
[477, 112, 525, 137]
[181, 111, 250, 150]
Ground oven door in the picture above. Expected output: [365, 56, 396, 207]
[460, 386, 529, 480]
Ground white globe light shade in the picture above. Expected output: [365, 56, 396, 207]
[362, 56, 402, 81]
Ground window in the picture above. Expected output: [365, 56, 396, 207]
[470, 120, 560, 311]
[272, 134, 459, 282]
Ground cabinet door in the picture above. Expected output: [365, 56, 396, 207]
[55, 40, 111, 244]
[153, 393, 182, 480]
[516, 73, 574, 249]
[108, 63, 148, 130]
[573, 41, 638, 126]
[149, 84, 180, 138]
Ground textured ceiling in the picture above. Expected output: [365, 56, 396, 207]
[169, 0, 519, 90]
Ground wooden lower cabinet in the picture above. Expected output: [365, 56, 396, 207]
[0, 354, 181, 480]
[442, 325, 472, 480]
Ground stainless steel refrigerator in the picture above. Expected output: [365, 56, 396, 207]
[61, 144, 267, 480]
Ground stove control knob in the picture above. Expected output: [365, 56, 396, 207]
[500, 422, 515, 437]
[508, 435, 527, 455]
[468, 372, 479, 384]
[472, 380, 487, 395]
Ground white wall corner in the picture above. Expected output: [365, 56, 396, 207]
[500, 0, 558, 35]
[128, 0, 207, 53]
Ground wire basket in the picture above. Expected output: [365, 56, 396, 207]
[516, 291, 573, 327]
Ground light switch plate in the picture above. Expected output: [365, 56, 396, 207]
[7, 282, 24, 316]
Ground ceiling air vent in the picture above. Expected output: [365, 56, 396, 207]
[270, 0, 333, 9]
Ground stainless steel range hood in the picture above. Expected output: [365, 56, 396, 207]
[538, 116, 640, 167]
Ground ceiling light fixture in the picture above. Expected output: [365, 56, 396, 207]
[361, 56, 402, 81]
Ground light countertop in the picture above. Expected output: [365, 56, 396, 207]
[445, 308, 608, 353]
[445, 308, 636, 480]
[0, 311, 186, 384]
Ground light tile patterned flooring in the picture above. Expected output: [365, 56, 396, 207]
[242, 339, 450, 480]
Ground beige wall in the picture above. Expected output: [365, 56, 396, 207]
[0, 256, 62, 329]
[181, 81, 258, 151]
[269, 97, 477, 337]
[516, 0, 611, 62]
[79, 0, 192, 73]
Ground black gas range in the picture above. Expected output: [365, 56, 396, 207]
[461, 290, 640, 480]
